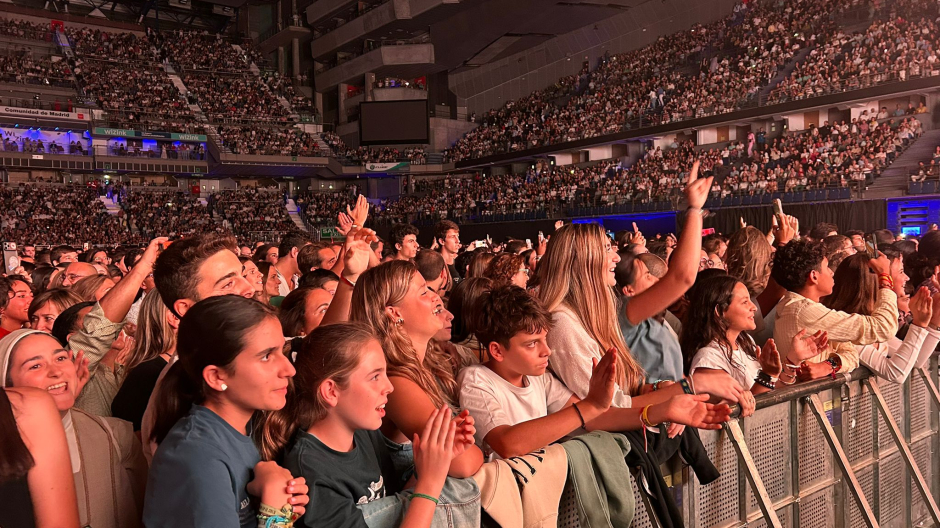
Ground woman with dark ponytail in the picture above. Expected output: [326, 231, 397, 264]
[144, 295, 309, 528]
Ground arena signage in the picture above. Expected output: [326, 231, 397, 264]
[1, 106, 90, 121]
[93, 128, 208, 142]
[366, 162, 410, 172]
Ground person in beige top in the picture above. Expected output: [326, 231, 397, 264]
[772, 239, 900, 381]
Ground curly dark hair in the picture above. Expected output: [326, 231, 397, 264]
[770, 239, 825, 292]
[483, 253, 525, 287]
[473, 285, 553, 349]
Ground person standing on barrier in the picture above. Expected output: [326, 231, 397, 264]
[772, 240, 900, 382]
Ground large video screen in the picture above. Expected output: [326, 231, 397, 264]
[359, 100, 429, 145]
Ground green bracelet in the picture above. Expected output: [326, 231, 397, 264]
[411, 493, 440, 505]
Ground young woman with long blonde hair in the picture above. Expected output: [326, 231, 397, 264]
[537, 223, 752, 415]
[350, 260, 482, 478]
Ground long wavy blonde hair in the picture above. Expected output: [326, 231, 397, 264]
[125, 291, 177, 371]
[725, 226, 772, 297]
[536, 223, 644, 394]
[350, 260, 458, 408]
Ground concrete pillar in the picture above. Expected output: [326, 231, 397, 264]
[364, 72, 376, 101]
[314, 92, 324, 122]
[277, 46, 286, 75]
[338, 83, 348, 124]
[292, 38, 301, 81]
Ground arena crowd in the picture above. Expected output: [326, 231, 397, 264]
[2, 163, 939, 528]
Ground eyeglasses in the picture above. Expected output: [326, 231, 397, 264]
[518, 268, 530, 275]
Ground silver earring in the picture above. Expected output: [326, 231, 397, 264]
[396, 318, 404, 326]
[220, 383, 228, 391]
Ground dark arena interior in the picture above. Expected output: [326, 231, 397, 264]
[1, 0, 940, 526]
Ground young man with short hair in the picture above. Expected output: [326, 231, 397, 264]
[153, 233, 255, 319]
[388, 223, 419, 261]
[414, 249, 447, 294]
[51, 244, 78, 266]
[458, 285, 728, 460]
[297, 242, 337, 273]
[273, 231, 314, 297]
[772, 240, 900, 380]
[434, 220, 461, 281]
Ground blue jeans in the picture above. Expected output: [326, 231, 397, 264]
[358, 477, 481, 528]
[361, 437, 480, 528]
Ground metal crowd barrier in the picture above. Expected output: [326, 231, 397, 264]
[560, 359, 940, 528]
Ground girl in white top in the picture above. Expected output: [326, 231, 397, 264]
[683, 275, 824, 403]
[824, 252, 940, 384]
[682, 276, 781, 397]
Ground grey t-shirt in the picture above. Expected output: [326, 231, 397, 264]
[144, 405, 261, 528]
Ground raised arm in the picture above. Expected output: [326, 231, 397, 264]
[624, 161, 711, 325]
[11, 387, 80, 528]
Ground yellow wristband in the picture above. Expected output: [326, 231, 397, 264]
[640, 405, 658, 428]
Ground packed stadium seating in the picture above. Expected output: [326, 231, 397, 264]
[0, 183, 132, 245]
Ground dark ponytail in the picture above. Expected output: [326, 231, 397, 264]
[0, 389, 33, 483]
[151, 295, 277, 444]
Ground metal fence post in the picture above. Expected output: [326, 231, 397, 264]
[806, 393, 880, 528]
[865, 378, 940, 527]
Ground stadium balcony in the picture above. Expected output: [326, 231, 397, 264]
[255, 19, 312, 56]
[314, 39, 434, 92]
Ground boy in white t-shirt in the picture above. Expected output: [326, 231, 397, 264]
[457, 285, 730, 461]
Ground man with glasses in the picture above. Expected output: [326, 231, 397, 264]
[62, 261, 100, 287]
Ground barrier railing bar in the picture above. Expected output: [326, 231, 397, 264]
[864, 378, 940, 527]
[916, 367, 940, 410]
[805, 393, 880, 528]
[631, 469, 663, 528]
[724, 420, 784, 528]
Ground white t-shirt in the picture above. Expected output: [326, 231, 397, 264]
[689, 337, 761, 390]
[457, 364, 573, 461]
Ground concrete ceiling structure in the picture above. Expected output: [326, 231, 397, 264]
[306, 0, 653, 72]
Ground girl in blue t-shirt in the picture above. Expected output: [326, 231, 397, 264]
[144, 296, 310, 528]
[262, 322, 458, 528]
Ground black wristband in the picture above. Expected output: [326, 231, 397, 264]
[572, 402, 586, 428]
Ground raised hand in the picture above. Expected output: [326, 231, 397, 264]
[73, 350, 90, 394]
[756, 338, 782, 378]
[584, 348, 618, 414]
[347, 194, 370, 227]
[343, 228, 377, 280]
[336, 212, 353, 236]
[412, 406, 457, 496]
[910, 287, 933, 328]
[631, 223, 646, 247]
[788, 329, 828, 362]
[683, 160, 713, 210]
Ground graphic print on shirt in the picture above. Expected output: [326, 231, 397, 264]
[356, 475, 386, 505]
